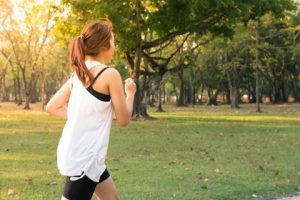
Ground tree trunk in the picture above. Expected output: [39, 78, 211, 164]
[140, 68, 154, 118]
[188, 72, 195, 106]
[292, 75, 300, 101]
[255, 27, 261, 112]
[17, 76, 22, 105]
[20, 67, 30, 109]
[148, 93, 155, 107]
[279, 61, 287, 102]
[163, 87, 166, 104]
[1, 76, 8, 102]
[31, 76, 39, 103]
[13, 74, 23, 105]
[132, 0, 144, 118]
[199, 87, 204, 104]
[141, 80, 152, 118]
[156, 86, 164, 112]
[279, 77, 287, 102]
[231, 85, 239, 108]
[227, 70, 239, 108]
[177, 67, 186, 106]
[156, 72, 165, 112]
[13, 79, 18, 103]
[9, 61, 22, 105]
[225, 85, 231, 104]
[205, 88, 217, 105]
[1, 70, 9, 102]
[40, 69, 49, 110]
[292, 30, 300, 102]
[255, 67, 261, 111]
[247, 77, 255, 103]
[23, 72, 36, 109]
[193, 90, 197, 105]
[272, 83, 277, 103]
[0, 52, 11, 101]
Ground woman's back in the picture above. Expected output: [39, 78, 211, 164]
[57, 60, 113, 182]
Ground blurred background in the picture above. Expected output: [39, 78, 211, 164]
[0, 0, 300, 114]
[0, 1, 300, 200]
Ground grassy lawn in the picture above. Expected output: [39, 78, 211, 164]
[0, 103, 299, 200]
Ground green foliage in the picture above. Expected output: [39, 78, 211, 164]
[60, 0, 138, 51]
[1, 0, 299, 106]
[242, 0, 296, 22]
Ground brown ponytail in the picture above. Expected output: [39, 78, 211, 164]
[69, 19, 113, 86]
[69, 36, 93, 86]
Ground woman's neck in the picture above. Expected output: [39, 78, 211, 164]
[85, 55, 106, 64]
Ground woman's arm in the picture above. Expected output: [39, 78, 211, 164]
[108, 68, 136, 126]
[45, 77, 72, 119]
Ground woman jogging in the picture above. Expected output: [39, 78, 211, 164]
[45, 19, 136, 200]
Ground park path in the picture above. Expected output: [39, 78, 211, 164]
[276, 195, 300, 200]
[260, 193, 300, 200]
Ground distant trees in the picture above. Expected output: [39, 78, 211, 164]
[62, 0, 297, 117]
[0, 0, 299, 114]
[0, 0, 63, 109]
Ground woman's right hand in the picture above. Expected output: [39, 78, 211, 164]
[125, 78, 136, 96]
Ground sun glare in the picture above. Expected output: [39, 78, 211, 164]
[2, 0, 62, 33]
[11, 6, 25, 21]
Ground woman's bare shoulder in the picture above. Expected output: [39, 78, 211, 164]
[105, 67, 122, 80]
[106, 67, 120, 75]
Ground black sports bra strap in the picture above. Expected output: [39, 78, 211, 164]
[91, 67, 109, 86]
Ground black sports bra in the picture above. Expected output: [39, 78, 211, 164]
[86, 67, 111, 102]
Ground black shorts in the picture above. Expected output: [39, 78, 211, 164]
[63, 168, 110, 200]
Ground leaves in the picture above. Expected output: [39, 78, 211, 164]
[25, 178, 33, 185]
[46, 180, 57, 185]
[7, 188, 15, 195]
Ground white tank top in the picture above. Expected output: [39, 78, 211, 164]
[57, 60, 113, 182]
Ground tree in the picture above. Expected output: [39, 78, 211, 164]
[244, 0, 296, 111]
[0, 0, 59, 109]
[60, 0, 296, 115]
[62, 0, 263, 117]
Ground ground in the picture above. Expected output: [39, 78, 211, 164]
[0, 102, 299, 200]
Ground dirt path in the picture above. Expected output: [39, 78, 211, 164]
[275, 195, 300, 200]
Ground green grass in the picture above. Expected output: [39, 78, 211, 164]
[0, 103, 299, 200]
